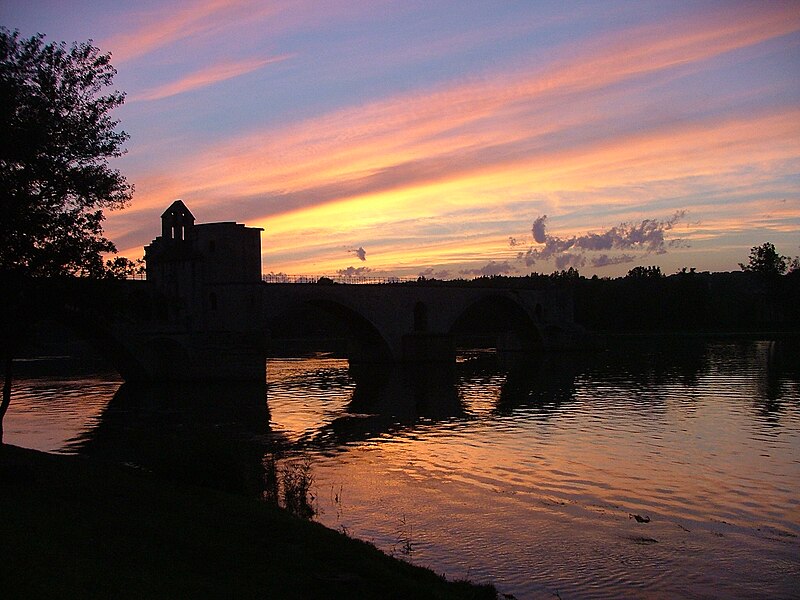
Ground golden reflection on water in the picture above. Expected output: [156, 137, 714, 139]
[5, 371, 121, 452]
[6, 342, 800, 599]
[266, 342, 800, 599]
[266, 356, 353, 438]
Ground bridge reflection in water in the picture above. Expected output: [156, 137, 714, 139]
[73, 338, 795, 494]
[71, 350, 571, 497]
[72, 381, 273, 496]
[19, 339, 799, 599]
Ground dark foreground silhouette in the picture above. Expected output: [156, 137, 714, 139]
[0, 444, 496, 600]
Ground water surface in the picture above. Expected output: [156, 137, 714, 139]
[6, 340, 799, 599]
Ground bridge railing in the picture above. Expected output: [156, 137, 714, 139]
[262, 273, 417, 285]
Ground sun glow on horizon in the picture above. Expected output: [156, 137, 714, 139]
[10, 0, 795, 277]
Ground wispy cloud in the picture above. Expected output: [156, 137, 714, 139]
[102, 0, 257, 63]
[133, 55, 291, 101]
[102, 0, 381, 64]
[129, 2, 800, 207]
[591, 254, 636, 269]
[110, 2, 800, 275]
[418, 267, 451, 279]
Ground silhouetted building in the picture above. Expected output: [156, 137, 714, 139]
[145, 200, 262, 288]
[144, 200, 263, 332]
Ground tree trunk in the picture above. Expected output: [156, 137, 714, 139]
[0, 353, 12, 446]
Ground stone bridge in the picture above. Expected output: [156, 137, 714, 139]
[107, 201, 583, 381]
[258, 282, 575, 362]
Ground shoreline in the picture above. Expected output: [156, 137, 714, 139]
[0, 444, 497, 599]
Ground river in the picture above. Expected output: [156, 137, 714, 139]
[5, 338, 799, 599]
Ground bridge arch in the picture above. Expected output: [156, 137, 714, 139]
[53, 303, 151, 381]
[447, 293, 544, 352]
[266, 297, 394, 363]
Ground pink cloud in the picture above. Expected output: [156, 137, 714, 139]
[102, 0, 257, 63]
[109, 1, 800, 270]
[133, 55, 291, 101]
[102, 0, 386, 64]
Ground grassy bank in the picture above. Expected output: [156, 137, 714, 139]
[0, 445, 496, 599]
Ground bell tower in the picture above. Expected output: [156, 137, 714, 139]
[160, 199, 195, 241]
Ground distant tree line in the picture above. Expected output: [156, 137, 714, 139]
[572, 268, 798, 333]
[410, 243, 800, 333]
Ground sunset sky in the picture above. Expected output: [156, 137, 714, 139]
[3, 0, 799, 278]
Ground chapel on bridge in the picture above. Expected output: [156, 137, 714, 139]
[144, 200, 263, 288]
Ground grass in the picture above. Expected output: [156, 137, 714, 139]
[0, 444, 496, 599]
[279, 456, 317, 519]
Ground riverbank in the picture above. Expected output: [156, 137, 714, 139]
[0, 445, 496, 599]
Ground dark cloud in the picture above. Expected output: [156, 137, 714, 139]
[460, 260, 514, 277]
[219, 137, 565, 230]
[337, 266, 372, 277]
[418, 267, 451, 279]
[348, 246, 367, 261]
[532, 215, 547, 244]
[554, 253, 585, 270]
[590, 254, 636, 268]
[576, 211, 685, 253]
[522, 211, 686, 267]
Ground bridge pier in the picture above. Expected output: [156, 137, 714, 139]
[345, 333, 454, 364]
[400, 333, 455, 363]
[118, 329, 266, 382]
[496, 331, 537, 353]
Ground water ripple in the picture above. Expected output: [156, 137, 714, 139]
[8, 341, 800, 599]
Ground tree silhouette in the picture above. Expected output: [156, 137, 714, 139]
[104, 256, 144, 279]
[626, 265, 663, 279]
[1, 28, 132, 444]
[738, 242, 788, 276]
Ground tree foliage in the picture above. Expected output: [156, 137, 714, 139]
[1, 29, 133, 444]
[738, 242, 788, 276]
[0, 28, 132, 277]
[626, 265, 663, 280]
[549, 267, 581, 282]
[104, 256, 144, 279]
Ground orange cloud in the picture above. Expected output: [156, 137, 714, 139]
[111, 2, 800, 273]
[116, 103, 799, 268]
[131, 1, 797, 202]
[535, 1, 800, 96]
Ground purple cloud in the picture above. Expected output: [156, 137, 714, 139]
[348, 246, 367, 261]
[337, 266, 371, 276]
[460, 260, 514, 277]
[522, 211, 686, 267]
[418, 267, 451, 279]
[554, 253, 586, 270]
[532, 215, 547, 244]
[590, 254, 636, 268]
